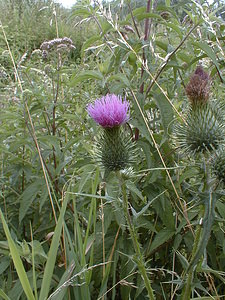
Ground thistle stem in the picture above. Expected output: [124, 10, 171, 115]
[118, 172, 155, 300]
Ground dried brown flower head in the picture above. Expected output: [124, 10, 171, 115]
[185, 66, 210, 107]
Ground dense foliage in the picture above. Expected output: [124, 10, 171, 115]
[1, 0, 225, 299]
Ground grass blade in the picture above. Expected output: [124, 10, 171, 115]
[0, 288, 11, 300]
[0, 209, 35, 300]
[39, 190, 70, 300]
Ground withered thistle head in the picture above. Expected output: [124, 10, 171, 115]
[185, 66, 210, 107]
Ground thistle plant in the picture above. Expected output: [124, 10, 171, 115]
[87, 94, 155, 299]
[87, 94, 134, 172]
[174, 66, 225, 299]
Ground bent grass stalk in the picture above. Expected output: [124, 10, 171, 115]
[118, 172, 155, 300]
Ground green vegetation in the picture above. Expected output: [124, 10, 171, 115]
[1, 0, 225, 299]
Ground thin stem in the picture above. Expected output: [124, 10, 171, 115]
[135, 0, 152, 140]
[101, 198, 105, 284]
[128, 3, 141, 39]
[118, 172, 155, 300]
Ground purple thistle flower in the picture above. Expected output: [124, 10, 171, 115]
[87, 94, 130, 128]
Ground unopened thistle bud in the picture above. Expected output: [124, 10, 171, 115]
[174, 67, 225, 155]
[87, 94, 135, 172]
[185, 66, 210, 107]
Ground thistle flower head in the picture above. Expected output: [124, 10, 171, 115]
[87, 94, 130, 128]
[185, 66, 210, 107]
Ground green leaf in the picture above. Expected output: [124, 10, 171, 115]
[81, 35, 102, 55]
[0, 289, 11, 300]
[0, 209, 35, 300]
[192, 41, 220, 71]
[175, 250, 189, 270]
[131, 190, 166, 220]
[107, 74, 130, 88]
[216, 200, 225, 219]
[155, 40, 168, 52]
[126, 181, 144, 202]
[153, 92, 174, 136]
[78, 164, 96, 193]
[149, 228, 175, 253]
[71, 7, 93, 17]
[39, 190, 70, 300]
[166, 23, 183, 39]
[19, 179, 46, 223]
[126, 7, 145, 20]
[135, 13, 163, 22]
[70, 71, 103, 85]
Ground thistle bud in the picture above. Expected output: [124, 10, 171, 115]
[185, 66, 210, 107]
[87, 94, 135, 172]
[178, 104, 225, 155]
[174, 67, 225, 156]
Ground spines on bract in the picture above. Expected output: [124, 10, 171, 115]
[96, 126, 135, 172]
[175, 102, 225, 156]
